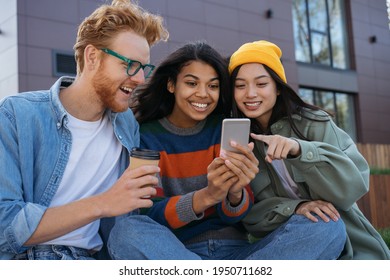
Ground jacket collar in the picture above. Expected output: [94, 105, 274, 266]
[49, 76, 74, 129]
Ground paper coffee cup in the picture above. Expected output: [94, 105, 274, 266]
[129, 148, 160, 198]
[129, 147, 160, 170]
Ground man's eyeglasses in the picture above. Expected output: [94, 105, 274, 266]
[101, 48, 155, 78]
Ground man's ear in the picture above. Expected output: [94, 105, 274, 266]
[84, 45, 100, 71]
[167, 79, 175, 93]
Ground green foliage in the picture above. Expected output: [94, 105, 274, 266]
[378, 227, 390, 249]
[370, 168, 390, 175]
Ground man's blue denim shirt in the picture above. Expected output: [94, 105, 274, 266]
[0, 76, 139, 259]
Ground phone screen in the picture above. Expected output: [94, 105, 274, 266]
[220, 118, 250, 153]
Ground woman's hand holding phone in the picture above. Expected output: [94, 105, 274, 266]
[219, 119, 259, 204]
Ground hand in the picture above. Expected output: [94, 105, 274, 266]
[192, 157, 238, 214]
[98, 164, 160, 217]
[205, 157, 238, 203]
[220, 141, 259, 204]
[251, 133, 301, 163]
[295, 200, 340, 223]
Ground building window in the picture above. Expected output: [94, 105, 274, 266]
[52, 50, 77, 77]
[292, 0, 349, 69]
[299, 88, 357, 140]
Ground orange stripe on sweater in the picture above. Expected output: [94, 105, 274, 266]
[164, 196, 186, 229]
[222, 187, 251, 217]
[159, 144, 220, 178]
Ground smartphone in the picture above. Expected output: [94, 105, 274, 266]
[220, 118, 250, 153]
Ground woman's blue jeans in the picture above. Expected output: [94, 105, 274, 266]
[107, 214, 346, 260]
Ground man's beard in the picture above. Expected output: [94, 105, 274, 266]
[92, 71, 128, 113]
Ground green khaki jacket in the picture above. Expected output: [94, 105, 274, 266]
[243, 110, 390, 260]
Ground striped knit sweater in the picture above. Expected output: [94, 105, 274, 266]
[139, 114, 253, 243]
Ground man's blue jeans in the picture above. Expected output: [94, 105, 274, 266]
[12, 245, 95, 260]
[107, 214, 346, 260]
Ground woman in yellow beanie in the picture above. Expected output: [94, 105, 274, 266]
[228, 40, 390, 260]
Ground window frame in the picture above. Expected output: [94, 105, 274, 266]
[52, 50, 77, 77]
[298, 86, 357, 140]
[292, 0, 350, 69]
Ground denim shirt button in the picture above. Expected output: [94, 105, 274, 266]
[283, 207, 291, 214]
[306, 151, 313, 160]
[118, 135, 122, 140]
[56, 122, 61, 128]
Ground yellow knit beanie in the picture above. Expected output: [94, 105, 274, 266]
[228, 40, 287, 83]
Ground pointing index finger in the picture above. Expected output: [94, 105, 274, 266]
[251, 133, 269, 144]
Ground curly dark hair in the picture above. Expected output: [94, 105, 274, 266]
[131, 41, 231, 124]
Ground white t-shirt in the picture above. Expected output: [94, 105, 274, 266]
[42, 113, 122, 250]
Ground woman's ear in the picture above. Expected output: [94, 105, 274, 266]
[276, 86, 281, 96]
[167, 79, 175, 93]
